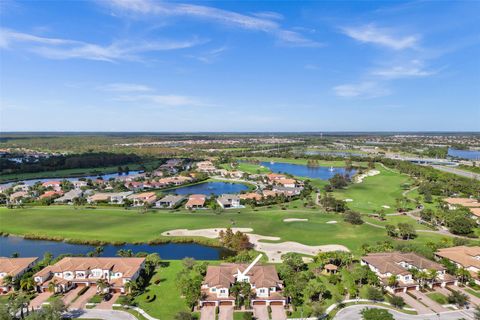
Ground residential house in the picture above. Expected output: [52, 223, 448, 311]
[239, 193, 263, 202]
[217, 194, 242, 209]
[262, 190, 278, 199]
[200, 254, 285, 307]
[196, 161, 217, 174]
[42, 181, 62, 191]
[40, 190, 64, 199]
[9, 191, 29, 204]
[361, 252, 456, 293]
[13, 184, 30, 192]
[72, 180, 88, 189]
[155, 195, 186, 208]
[272, 186, 303, 197]
[87, 192, 133, 204]
[275, 179, 297, 188]
[444, 198, 480, 219]
[128, 192, 157, 207]
[34, 257, 145, 294]
[54, 189, 83, 204]
[0, 257, 38, 293]
[435, 246, 480, 284]
[185, 194, 206, 209]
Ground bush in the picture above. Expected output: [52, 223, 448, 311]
[360, 307, 394, 320]
[388, 295, 405, 308]
[365, 286, 384, 301]
[344, 211, 364, 225]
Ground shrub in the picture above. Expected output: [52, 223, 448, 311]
[243, 312, 253, 320]
[360, 307, 394, 320]
[388, 295, 405, 308]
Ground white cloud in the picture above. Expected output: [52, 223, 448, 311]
[341, 24, 418, 50]
[114, 94, 207, 107]
[186, 46, 228, 63]
[104, 0, 320, 47]
[0, 27, 205, 62]
[99, 83, 153, 92]
[371, 61, 435, 78]
[333, 81, 390, 98]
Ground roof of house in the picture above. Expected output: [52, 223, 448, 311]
[444, 197, 480, 208]
[186, 194, 206, 206]
[129, 192, 156, 199]
[324, 264, 338, 271]
[0, 257, 38, 277]
[203, 263, 281, 288]
[34, 257, 145, 279]
[157, 195, 185, 203]
[239, 193, 263, 201]
[217, 194, 240, 205]
[40, 190, 63, 199]
[54, 189, 82, 202]
[277, 179, 296, 185]
[42, 181, 61, 186]
[436, 246, 480, 269]
[362, 252, 444, 275]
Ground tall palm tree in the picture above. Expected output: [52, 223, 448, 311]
[20, 277, 35, 292]
[96, 279, 110, 294]
[48, 279, 58, 293]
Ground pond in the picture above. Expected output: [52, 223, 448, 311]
[0, 236, 234, 260]
[1, 170, 144, 188]
[260, 162, 356, 180]
[166, 181, 249, 196]
[448, 148, 480, 160]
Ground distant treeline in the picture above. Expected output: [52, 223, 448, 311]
[0, 152, 142, 174]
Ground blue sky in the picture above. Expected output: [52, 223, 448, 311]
[1, 0, 479, 132]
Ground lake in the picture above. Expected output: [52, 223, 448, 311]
[260, 162, 356, 180]
[0, 236, 233, 260]
[448, 148, 480, 160]
[166, 181, 249, 196]
[0, 170, 144, 188]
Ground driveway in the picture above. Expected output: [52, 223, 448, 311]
[68, 309, 137, 320]
[271, 305, 287, 320]
[253, 305, 269, 320]
[200, 305, 215, 320]
[448, 285, 480, 306]
[396, 292, 431, 314]
[69, 286, 97, 310]
[96, 293, 120, 310]
[409, 290, 448, 313]
[62, 286, 84, 306]
[334, 305, 475, 320]
[29, 291, 53, 309]
[218, 305, 233, 320]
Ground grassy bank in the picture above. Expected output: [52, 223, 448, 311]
[0, 205, 452, 255]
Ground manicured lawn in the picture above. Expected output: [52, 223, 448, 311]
[0, 204, 453, 255]
[465, 288, 480, 298]
[363, 215, 433, 231]
[333, 164, 413, 214]
[426, 292, 448, 305]
[135, 260, 190, 319]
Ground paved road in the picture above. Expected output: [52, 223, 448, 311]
[432, 165, 480, 180]
[68, 309, 137, 320]
[334, 305, 475, 320]
[96, 292, 120, 309]
[69, 287, 96, 310]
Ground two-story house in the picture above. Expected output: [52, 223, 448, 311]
[200, 254, 285, 307]
[217, 194, 242, 209]
[361, 252, 456, 293]
[34, 257, 145, 294]
[0, 257, 38, 293]
[435, 246, 480, 285]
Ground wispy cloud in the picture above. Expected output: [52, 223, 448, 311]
[98, 83, 153, 92]
[371, 61, 436, 79]
[341, 24, 418, 50]
[186, 46, 228, 63]
[333, 81, 390, 98]
[0, 28, 206, 62]
[114, 94, 208, 107]
[104, 0, 320, 47]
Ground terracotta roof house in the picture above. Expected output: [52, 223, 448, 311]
[128, 192, 157, 206]
[200, 254, 285, 307]
[361, 252, 456, 293]
[239, 193, 263, 202]
[444, 198, 480, 208]
[34, 257, 145, 294]
[435, 246, 480, 284]
[40, 190, 64, 199]
[9, 191, 29, 204]
[262, 190, 278, 198]
[155, 195, 185, 208]
[275, 178, 297, 188]
[0, 257, 38, 293]
[185, 194, 206, 209]
[217, 194, 242, 209]
[87, 192, 133, 204]
[42, 181, 62, 191]
[266, 173, 287, 182]
[272, 186, 303, 197]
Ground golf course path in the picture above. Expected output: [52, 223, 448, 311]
[162, 228, 349, 263]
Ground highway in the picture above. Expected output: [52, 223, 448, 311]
[432, 165, 480, 180]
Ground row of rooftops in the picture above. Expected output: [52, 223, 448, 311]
[362, 252, 445, 276]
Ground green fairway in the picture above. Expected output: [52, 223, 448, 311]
[0, 205, 451, 255]
[333, 164, 412, 214]
[363, 215, 433, 231]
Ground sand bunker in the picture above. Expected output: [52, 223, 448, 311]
[283, 218, 309, 222]
[326, 221, 338, 224]
[344, 198, 353, 202]
[354, 169, 380, 183]
[162, 228, 349, 263]
[382, 205, 391, 209]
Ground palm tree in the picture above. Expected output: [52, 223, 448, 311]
[387, 275, 397, 288]
[2, 275, 13, 289]
[20, 277, 35, 292]
[456, 268, 471, 285]
[48, 279, 58, 293]
[96, 279, 110, 294]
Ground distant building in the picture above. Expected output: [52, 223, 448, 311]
[185, 194, 206, 209]
[155, 195, 186, 208]
[435, 246, 480, 284]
